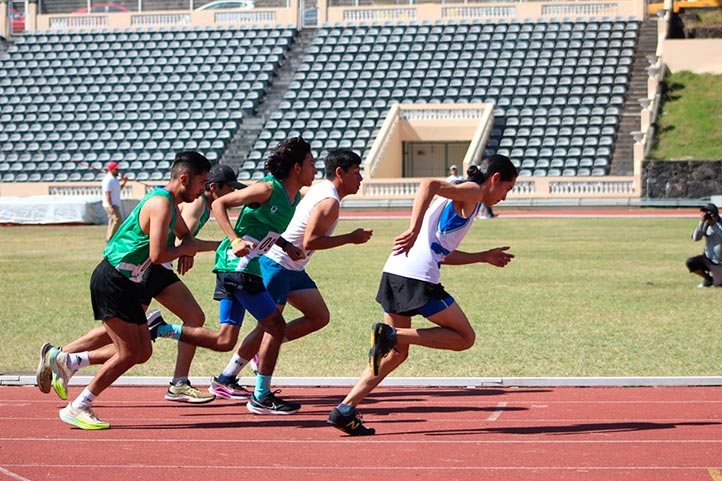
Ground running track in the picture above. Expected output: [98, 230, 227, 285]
[1, 385, 721, 481]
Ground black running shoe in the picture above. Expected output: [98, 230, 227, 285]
[327, 407, 375, 436]
[369, 322, 397, 376]
[247, 390, 301, 415]
[147, 310, 168, 342]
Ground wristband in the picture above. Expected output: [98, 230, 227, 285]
[231, 237, 242, 246]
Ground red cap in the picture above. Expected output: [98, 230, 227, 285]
[107, 162, 120, 171]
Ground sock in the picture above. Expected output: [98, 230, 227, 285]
[254, 374, 272, 400]
[220, 353, 249, 379]
[171, 376, 189, 386]
[71, 388, 96, 410]
[66, 351, 90, 372]
[157, 324, 182, 340]
[337, 403, 355, 416]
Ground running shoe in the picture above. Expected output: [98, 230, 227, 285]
[36, 342, 54, 394]
[369, 322, 398, 376]
[164, 381, 215, 404]
[250, 353, 260, 375]
[698, 278, 713, 288]
[327, 407, 375, 436]
[247, 390, 301, 415]
[209, 376, 251, 400]
[59, 404, 110, 430]
[147, 310, 168, 341]
[48, 347, 75, 400]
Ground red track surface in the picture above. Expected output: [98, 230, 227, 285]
[2, 385, 721, 481]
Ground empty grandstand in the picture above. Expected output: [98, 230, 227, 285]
[0, 0, 663, 205]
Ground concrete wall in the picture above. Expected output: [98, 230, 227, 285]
[662, 39, 722, 74]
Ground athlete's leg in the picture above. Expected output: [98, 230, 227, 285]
[340, 312, 411, 407]
[154, 281, 205, 379]
[85, 318, 153, 397]
[284, 288, 330, 341]
[397, 302, 476, 351]
[61, 326, 111, 353]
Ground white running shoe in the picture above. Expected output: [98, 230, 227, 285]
[59, 404, 110, 430]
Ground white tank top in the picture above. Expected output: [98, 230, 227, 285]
[264, 180, 340, 271]
[382, 197, 480, 284]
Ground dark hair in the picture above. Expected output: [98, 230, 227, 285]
[171, 151, 212, 179]
[265, 137, 312, 180]
[466, 154, 517, 185]
[324, 149, 362, 180]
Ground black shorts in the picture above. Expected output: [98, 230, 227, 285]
[376, 272, 451, 317]
[213, 271, 267, 300]
[686, 254, 722, 286]
[90, 259, 147, 325]
[138, 263, 181, 305]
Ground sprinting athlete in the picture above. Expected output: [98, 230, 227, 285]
[36, 162, 245, 404]
[150, 137, 316, 415]
[209, 149, 372, 399]
[327, 155, 518, 436]
[50, 151, 211, 429]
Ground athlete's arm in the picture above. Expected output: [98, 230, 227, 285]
[303, 198, 372, 251]
[212, 180, 273, 257]
[142, 196, 197, 264]
[443, 246, 514, 267]
[393, 179, 483, 256]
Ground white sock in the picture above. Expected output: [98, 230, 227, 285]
[66, 351, 90, 372]
[171, 376, 189, 386]
[221, 353, 249, 379]
[71, 388, 96, 410]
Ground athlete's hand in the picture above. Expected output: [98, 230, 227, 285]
[482, 246, 514, 267]
[349, 228, 373, 245]
[392, 228, 419, 256]
[177, 255, 195, 275]
[232, 239, 252, 258]
[285, 244, 306, 261]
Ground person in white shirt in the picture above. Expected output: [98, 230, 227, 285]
[207, 149, 373, 401]
[101, 161, 128, 242]
[446, 164, 463, 183]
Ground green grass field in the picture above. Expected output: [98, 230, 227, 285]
[649, 71, 722, 160]
[1, 215, 720, 379]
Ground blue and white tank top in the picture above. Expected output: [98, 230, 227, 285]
[382, 197, 480, 284]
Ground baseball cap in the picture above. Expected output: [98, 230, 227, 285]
[701, 203, 719, 217]
[449, 165, 458, 170]
[107, 161, 120, 171]
[207, 164, 246, 190]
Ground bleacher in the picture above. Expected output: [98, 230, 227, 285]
[0, 25, 296, 182]
[0, 15, 643, 184]
[248, 17, 639, 179]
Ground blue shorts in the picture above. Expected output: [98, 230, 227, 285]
[260, 255, 318, 305]
[213, 272, 277, 326]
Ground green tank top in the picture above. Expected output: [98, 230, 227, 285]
[214, 176, 299, 276]
[104, 188, 177, 282]
[195, 193, 210, 236]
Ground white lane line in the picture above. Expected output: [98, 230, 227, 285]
[0, 464, 717, 471]
[486, 402, 508, 421]
[0, 466, 32, 481]
[1, 437, 721, 444]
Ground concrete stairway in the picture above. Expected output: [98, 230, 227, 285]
[611, 17, 658, 176]
[219, 28, 317, 173]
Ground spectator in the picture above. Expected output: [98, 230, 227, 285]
[686, 203, 722, 288]
[446, 164, 463, 183]
[101, 161, 128, 242]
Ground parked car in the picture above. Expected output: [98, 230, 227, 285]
[196, 0, 255, 10]
[73, 4, 129, 13]
[9, 8, 24, 33]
